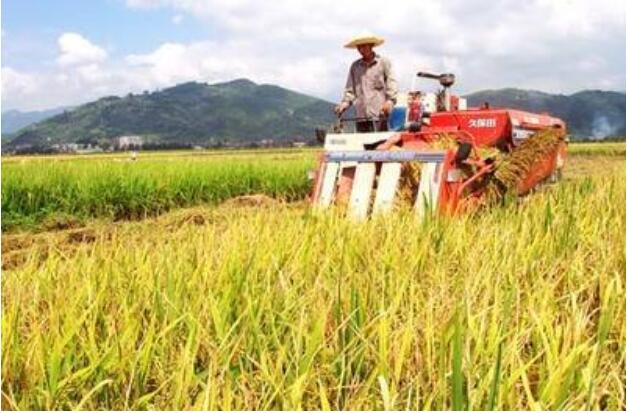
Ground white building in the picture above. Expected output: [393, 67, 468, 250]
[115, 135, 143, 149]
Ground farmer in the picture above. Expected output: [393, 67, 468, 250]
[334, 32, 398, 133]
[332, 32, 398, 204]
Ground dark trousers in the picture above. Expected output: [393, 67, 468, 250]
[356, 119, 388, 133]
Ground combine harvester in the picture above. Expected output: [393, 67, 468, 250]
[311, 72, 567, 220]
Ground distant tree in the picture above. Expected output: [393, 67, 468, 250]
[98, 139, 112, 151]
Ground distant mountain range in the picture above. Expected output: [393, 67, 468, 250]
[2, 106, 72, 134]
[3, 79, 625, 152]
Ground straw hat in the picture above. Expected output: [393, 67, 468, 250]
[343, 32, 385, 48]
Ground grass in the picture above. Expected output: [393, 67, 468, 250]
[1, 143, 625, 410]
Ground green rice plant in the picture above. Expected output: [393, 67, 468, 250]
[1, 153, 315, 230]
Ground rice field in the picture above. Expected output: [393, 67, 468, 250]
[1, 150, 314, 231]
[1, 141, 625, 410]
[2, 142, 624, 232]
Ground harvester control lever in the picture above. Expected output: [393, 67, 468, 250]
[417, 72, 455, 88]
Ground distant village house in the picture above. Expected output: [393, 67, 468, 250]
[114, 135, 144, 150]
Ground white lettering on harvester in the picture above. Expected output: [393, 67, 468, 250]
[469, 118, 497, 128]
[329, 139, 346, 145]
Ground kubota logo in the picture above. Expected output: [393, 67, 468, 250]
[469, 118, 497, 128]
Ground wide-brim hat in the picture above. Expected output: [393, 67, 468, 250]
[344, 32, 385, 48]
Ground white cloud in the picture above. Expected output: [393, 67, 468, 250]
[126, 42, 203, 84]
[118, 0, 627, 96]
[1, 1, 624, 110]
[125, 0, 163, 8]
[172, 14, 184, 24]
[56, 32, 108, 66]
[1, 67, 39, 96]
[123, 39, 349, 99]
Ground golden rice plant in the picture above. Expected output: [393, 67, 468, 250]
[2, 149, 624, 410]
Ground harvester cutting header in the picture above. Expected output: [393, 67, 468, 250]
[311, 33, 567, 220]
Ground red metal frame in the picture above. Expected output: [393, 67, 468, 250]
[311, 104, 567, 216]
[309, 153, 326, 202]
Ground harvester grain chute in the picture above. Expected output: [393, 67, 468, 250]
[310, 71, 567, 220]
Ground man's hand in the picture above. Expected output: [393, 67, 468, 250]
[376, 134, 402, 150]
[334, 102, 349, 117]
[381, 100, 394, 116]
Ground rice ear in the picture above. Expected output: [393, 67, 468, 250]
[484, 129, 564, 202]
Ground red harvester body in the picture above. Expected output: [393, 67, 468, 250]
[310, 72, 567, 219]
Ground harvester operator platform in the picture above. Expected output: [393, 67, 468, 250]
[334, 32, 398, 133]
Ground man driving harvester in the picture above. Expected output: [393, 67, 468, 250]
[334, 32, 398, 133]
[332, 32, 399, 204]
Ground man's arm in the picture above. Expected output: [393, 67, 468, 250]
[379, 57, 398, 116]
[382, 57, 398, 104]
[342, 64, 357, 104]
[335, 64, 356, 115]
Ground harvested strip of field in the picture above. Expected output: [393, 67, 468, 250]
[2, 161, 624, 410]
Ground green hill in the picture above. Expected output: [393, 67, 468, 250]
[6, 79, 336, 151]
[5, 80, 625, 152]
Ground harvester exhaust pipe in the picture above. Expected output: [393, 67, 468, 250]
[417, 72, 455, 87]
[417, 72, 456, 111]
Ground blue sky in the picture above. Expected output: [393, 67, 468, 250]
[2, 0, 625, 111]
[2, 1, 211, 69]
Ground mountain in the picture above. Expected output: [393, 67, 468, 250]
[2, 106, 72, 134]
[464, 89, 625, 139]
[5, 79, 335, 151]
[4, 80, 625, 152]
